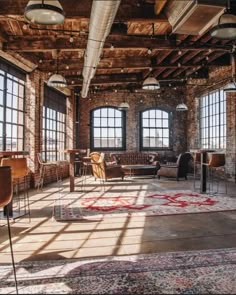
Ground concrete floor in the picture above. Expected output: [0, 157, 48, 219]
[0, 175, 236, 263]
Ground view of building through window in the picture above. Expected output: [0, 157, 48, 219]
[91, 107, 125, 150]
[140, 109, 170, 150]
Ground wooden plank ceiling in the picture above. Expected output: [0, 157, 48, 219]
[0, 0, 235, 93]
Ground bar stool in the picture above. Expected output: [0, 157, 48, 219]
[206, 153, 227, 194]
[1, 157, 30, 221]
[193, 151, 201, 191]
[37, 153, 59, 190]
[0, 166, 18, 294]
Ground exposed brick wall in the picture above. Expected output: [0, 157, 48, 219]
[186, 65, 236, 181]
[78, 88, 188, 158]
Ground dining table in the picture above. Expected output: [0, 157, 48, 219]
[64, 149, 89, 192]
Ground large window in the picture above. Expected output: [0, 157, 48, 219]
[91, 107, 126, 150]
[140, 109, 170, 150]
[200, 89, 226, 150]
[42, 86, 66, 161]
[0, 60, 25, 151]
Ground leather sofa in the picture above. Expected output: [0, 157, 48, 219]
[110, 152, 160, 176]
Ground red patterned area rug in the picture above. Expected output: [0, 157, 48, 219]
[53, 190, 236, 221]
[1, 248, 236, 294]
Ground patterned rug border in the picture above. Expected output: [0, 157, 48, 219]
[53, 190, 236, 221]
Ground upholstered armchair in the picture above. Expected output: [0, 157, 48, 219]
[157, 152, 193, 181]
[90, 152, 124, 181]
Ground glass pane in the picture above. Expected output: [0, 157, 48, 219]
[6, 109, 12, 122]
[6, 93, 12, 107]
[115, 128, 122, 137]
[12, 110, 17, 124]
[7, 79, 12, 93]
[13, 82, 18, 96]
[0, 91, 3, 105]
[12, 95, 18, 109]
[162, 120, 169, 128]
[108, 118, 114, 126]
[94, 118, 101, 126]
[101, 108, 107, 117]
[108, 108, 115, 117]
[149, 119, 155, 127]
[0, 106, 3, 121]
[142, 111, 148, 119]
[101, 118, 107, 126]
[115, 109, 122, 117]
[115, 118, 121, 127]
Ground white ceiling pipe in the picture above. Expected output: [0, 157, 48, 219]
[81, 0, 121, 98]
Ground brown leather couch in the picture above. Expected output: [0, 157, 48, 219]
[110, 152, 160, 176]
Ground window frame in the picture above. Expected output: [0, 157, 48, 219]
[0, 69, 25, 151]
[140, 108, 172, 151]
[90, 106, 126, 151]
[42, 86, 67, 161]
[199, 88, 226, 150]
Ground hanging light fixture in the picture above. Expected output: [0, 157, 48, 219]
[176, 102, 188, 112]
[210, 0, 236, 40]
[118, 101, 130, 111]
[224, 52, 236, 92]
[24, 0, 65, 25]
[142, 76, 160, 90]
[47, 51, 67, 88]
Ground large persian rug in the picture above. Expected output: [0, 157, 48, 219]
[53, 190, 236, 221]
[1, 248, 236, 294]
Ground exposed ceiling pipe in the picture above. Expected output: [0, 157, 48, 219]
[81, 0, 121, 98]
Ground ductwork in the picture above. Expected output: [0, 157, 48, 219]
[81, 0, 121, 98]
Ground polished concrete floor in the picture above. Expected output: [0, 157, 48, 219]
[0, 174, 236, 263]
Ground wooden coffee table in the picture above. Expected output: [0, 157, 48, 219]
[121, 164, 157, 178]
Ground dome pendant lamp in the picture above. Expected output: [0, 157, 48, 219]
[210, 0, 236, 40]
[47, 51, 67, 88]
[24, 0, 65, 25]
[142, 76, 160, 90]
[224, 53, 236, 93]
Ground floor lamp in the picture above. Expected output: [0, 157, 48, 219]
[0, 166, 18, 294]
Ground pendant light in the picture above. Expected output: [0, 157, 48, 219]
[24, 0, 65, 25]
[210, 0, 236, 40]
[224, 53, 236, 92]
[142, 76, 160, 90]
[47, 51, 67, 88]
[176, 102, 188, 111]
[118, 101, 130, 111]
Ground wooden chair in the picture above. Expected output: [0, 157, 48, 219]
[90, 152, 124, 182]
[1, 157, 30, 221]
[0, 166, 18, 293]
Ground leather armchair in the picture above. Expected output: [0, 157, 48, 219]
[90, 152, 124, 181]
[157, 152, 193, 181]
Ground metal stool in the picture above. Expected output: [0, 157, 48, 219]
[1, 157, 30, 221]
[193, 151, 201, 191]
[0, 166, 18, 294]
[206, 153, 227, 194]
[37, 153, 59, 190]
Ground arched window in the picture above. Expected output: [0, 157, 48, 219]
[90, 107, 126, 150]
[140, 108, 170, 150]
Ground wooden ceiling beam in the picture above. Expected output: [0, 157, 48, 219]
[154, 0, 167, 15]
